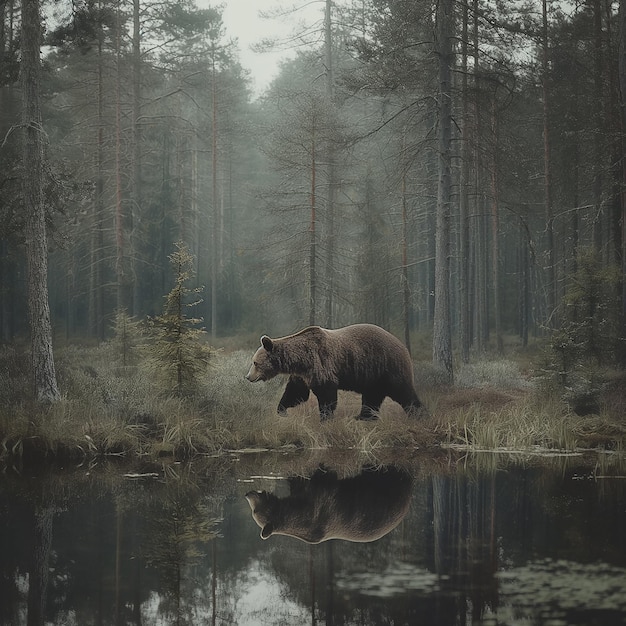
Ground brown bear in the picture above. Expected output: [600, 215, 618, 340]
[245, 466, 413, 544]
[245, 323, 422, 420]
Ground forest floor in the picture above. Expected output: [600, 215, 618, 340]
[0, 338, 625, 469]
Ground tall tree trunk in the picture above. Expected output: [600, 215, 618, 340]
[191, 146, 199, 257]
[542, 0, 556, 326]
[471, 0, 488, 352]
[115, 0, 127, 313]
[324, 0, 336, 328]
[618, 0, 626, 365]
[518, 225, 530, 348]
[475, 193, 488, 350]
[21, 0, 60, 403]
[607, 0, 624, 272]
[401, 160, 411, 354]
[433, 0, 454, 380]
[310, 128, 317, 326]
[490, 95, 503, 354]
[458, 0, 471, 363]
[211, 52, 218, 340]
[90, 18, 105, 341]
[592, 0, 605, 252]
[131, 0, 141, 315]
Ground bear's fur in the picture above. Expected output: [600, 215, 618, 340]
[245, 323, 422, 420]
[245, 466, 413, 544]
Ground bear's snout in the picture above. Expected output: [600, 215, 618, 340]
[246, 365, 263, 383]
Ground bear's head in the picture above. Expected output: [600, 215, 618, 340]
[245, 489, 324, 542]
[246, 335, 280, 382]
[245, 490, 280, 539]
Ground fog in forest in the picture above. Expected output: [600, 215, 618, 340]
[1, 0, 625, 378]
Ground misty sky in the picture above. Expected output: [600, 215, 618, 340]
[218, 0, 322, 96]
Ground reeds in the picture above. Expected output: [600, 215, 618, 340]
[441, 393, 580, 452]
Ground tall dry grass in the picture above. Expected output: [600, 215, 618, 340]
[0, 345, 623, 465]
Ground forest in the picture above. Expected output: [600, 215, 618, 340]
[0, 0, 625, 456]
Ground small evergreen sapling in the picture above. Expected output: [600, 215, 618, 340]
[146, 242, 212, 396]
[111, 308, 144, 367]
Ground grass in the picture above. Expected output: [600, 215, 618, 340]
[0, 342, 624, 467]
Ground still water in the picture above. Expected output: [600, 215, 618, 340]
[0, 450, 624, 626]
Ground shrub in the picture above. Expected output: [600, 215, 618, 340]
[540, 248, 622, 414]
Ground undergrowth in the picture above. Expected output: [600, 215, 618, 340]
[0, 345, 624, 465]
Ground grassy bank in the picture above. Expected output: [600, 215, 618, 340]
[0, 341, 624, 466]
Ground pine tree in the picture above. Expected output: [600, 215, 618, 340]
[110, 308, 143, 367]
[21, 0, 60, 402]
[146, 242, 211, 396]
[432, 0, 454, 381]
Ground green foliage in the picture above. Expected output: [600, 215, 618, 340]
[559, 249, 621, 364]
[145, 242, 212, 397]
[543, 248, 622, 414]
[110, 308, 144, 367]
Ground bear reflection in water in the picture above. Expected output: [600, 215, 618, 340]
[245, 466, 413, 544]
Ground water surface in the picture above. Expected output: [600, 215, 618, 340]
[0, 450, 624, 625]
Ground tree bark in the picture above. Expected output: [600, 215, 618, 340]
[618, 0, 626, 365]
[114, 0, 131, 314]
[310, 127, 317, 326]
[490, 95, 503, 354]
[211, 52, 218, 340]
[21, 0, 60, 402]
[324, 0, 336, 328]
[591, 0, 605, 252]
[433, 0, 454, 380]
[542, 0, 556, 326]
[131, 0, 141, 316]
[458, 0, 470, 364]
[401, 161, 411, 355]
[90, 12, 105, 341]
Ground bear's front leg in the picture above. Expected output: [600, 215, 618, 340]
[312, 385, 338, 421]
[277, 376, 310, 415]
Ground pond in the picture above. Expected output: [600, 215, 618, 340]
[0, 449, 624, 626]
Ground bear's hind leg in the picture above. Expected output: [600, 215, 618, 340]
[391, 386, 423, 418]
[356, 392, 385, 421]
[278, 376, 310, 415]
[403, 398, 423, 418]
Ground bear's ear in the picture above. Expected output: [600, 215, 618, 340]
[261, 523, 274, 539]
[245, 491, 263, 508]
[261, 335, 274, 352]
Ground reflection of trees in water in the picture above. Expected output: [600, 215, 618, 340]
[432, 470, 499, 622]
[0, 455, 624, 625]
[206, 457, 626, 625]
[27, 506, 54, 626]
[0, 464, 231, 626]
[138, 493, 222, 625]
[251, 462, 595, 625]
[0, 473, 63, 626]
